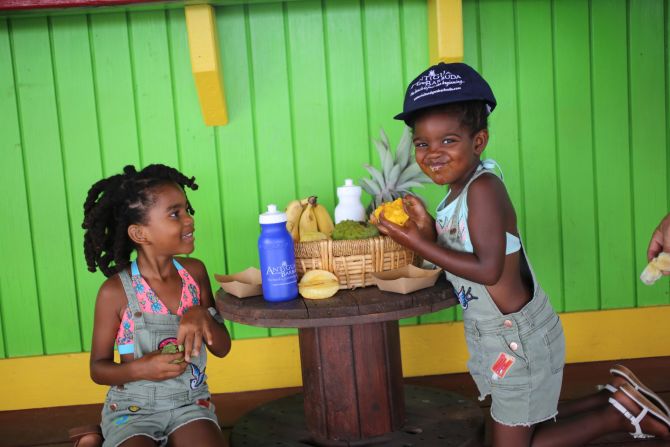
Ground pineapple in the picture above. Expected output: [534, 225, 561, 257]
[359, 127, 431, 213]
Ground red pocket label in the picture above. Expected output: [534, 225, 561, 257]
[490, 352, 515, 380]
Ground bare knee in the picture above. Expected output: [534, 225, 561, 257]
[168, 419, 226, 447]
[492, 421, 534, 447]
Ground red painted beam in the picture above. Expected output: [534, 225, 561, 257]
[0, 0, 180, 11]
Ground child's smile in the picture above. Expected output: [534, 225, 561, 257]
[412, 109, 487, 187]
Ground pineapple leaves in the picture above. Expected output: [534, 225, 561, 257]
[395, 127, 413, 172]
[360, 127, 433, 209]
[396, 180, 426, 192]
[397, 163, 429, 186]
[379, 128, 390, 152]
[360, 178, 381, 196]
[363, 164, 385, 191]
[373, 137, 394, 182]
[386, 164, 401, 190]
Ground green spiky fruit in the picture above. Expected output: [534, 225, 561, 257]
[332, 220, 380, 240]
[359, 127, 432, 213]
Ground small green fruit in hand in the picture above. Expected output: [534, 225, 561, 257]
[161, 342, 185, 364]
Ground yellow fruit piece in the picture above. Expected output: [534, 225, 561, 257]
[300, 231, 328, 242]
[373, 198, 409, 226]
[299, 269, 340, 299]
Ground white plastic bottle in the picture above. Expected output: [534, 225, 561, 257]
[334, 179, 366, 223]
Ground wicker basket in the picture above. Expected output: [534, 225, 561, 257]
[294, 236, 421, 289]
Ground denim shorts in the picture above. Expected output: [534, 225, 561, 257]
[101, 386, 219, 447]
[463, 292, 565, 426]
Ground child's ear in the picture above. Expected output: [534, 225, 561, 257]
[474, 129, 489, 155]
[128, 224, 148, 246]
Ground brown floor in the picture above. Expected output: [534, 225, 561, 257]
[2, 357, 669, 447]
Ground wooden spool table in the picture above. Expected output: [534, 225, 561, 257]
[216, 275, 484, 446]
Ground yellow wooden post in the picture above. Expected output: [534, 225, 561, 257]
[185, 4, 228, 126]
[428, 0, 463, 64]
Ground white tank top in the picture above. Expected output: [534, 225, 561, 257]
[435, 159, 521, 255]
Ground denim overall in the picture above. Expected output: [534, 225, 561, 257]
[100, 265, 217, 446]
[436, 164, 566, 426]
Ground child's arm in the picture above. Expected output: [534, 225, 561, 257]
[177, 258, 232, 361]
[89, 276, 188, 385]
[378, 175, 507, 285]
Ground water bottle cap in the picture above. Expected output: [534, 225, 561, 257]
[259, 204, 287, 224]
[337, 179, 361, 196]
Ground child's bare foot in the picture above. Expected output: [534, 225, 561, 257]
[609, 383, 670, 439]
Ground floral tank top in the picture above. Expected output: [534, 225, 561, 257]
[116, 258, 200, 354]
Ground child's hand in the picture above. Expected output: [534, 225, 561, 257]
[134, 350, 188, 381]
[376, 209, 423, 248]
[177, 306, 214, 362]
[402, 195, 436, 240]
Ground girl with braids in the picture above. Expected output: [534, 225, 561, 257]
[81, 164, 231, 447]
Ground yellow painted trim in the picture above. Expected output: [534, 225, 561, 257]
[185, 4, 228, 126]
[2, 306, 670, 411]
[428, 0, 463, 64]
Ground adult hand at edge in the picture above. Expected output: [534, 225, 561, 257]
[647, 213, 670, 263]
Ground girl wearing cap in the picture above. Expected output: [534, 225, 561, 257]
[376, 62, 670, 446]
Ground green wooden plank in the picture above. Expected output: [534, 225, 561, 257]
[362, 0, 415, 326]
[553, 0, 600, 312]
[401, 0, 445, 219]
[247, 3, 299, 337]
[322, 0, 371, 207]
[0, 287, 5, 358]
[216, 4, 267, 339]
[0, 18, 44, 357]
[590, 0, 636, 309]
[128, 10, 179, 167]
[629, 0, 668, 306]
[286, 1, 335, 212]
[398, 0, 454, 325]
[89, 12, 140, 173]
[166, 9, 228, 314]
[247, 2, 296, 212]
[514, 0, 563, 311]
[478, 0, 523, 231]
[50, 14, 106, 351]
[270, 0, 336, 337]
[362, 0, 405, 160]
[11, 17, 81, 354]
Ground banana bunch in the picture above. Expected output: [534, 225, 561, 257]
[285, 196, 335, 242]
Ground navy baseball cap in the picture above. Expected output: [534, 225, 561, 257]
[394, 62, 497, 125]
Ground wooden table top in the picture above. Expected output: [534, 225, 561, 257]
[215, 275, 458, 328]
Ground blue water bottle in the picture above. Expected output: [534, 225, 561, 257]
[258, 204, 299, 302]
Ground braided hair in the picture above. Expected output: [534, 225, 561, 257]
[82, 164, 198, 277]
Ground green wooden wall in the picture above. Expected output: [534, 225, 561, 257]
[0, 0, 668, 359]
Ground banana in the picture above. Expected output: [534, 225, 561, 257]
[313, 203, 335, 237]
[300, 196, 313, 206]
[285, 199, 304, 242]
[298, 200, 319, 236]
